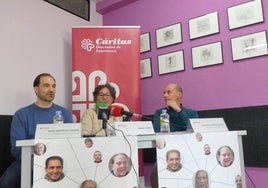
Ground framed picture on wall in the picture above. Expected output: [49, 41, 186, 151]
[156, 23, 182, 48]
[44, 0, 90, 21]
[189, 12, 219, 39]
[140, 32, 151, 53]
[140, 58, 152, 78]
[227, 0, 264, 30]
[158, 50, 184, 75]
[231, 31, 268, 61]
[192, 41, 223, 68]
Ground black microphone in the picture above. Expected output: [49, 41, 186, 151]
[96, 102, 110, 130]
[96, 102, 109, 120]
[98, 106, 109, 120]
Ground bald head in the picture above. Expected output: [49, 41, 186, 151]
[163, 83, 183, 107]
[164, 83, 182, 104]
[166, 83, 182, 93]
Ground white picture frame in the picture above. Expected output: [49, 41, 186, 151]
[231, 31, 268, 61]
[227, 0, 264, 30]
[156, 23, 182, 48]
[192, 41, 223, 68]
[140, 58, 152, 78]
[140, 32, 151, 53]
[189, 12, 219, 39]
[158, 50, 184, 75]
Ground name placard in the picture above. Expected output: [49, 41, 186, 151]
[190, 118, 228, 133]
[114, 121, 155, 136]
[35, 123, 81, 139]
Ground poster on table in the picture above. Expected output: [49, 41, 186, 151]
[156, 132, 243, 188]
[33, 136, 138, 188]
[71, 26, 141, 122]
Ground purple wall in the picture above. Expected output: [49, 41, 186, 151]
[97, 0, 268, 116]
[96, 0, 268, 186]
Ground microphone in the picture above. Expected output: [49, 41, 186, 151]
[109, 105, 141, 118]
[96, 102, 110, 130]
[96, 102, 109, 120]
[98, 106, 109, 120]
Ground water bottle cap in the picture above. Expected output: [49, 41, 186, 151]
[162, 109, 167, 113]
[56, 111, 62, 114]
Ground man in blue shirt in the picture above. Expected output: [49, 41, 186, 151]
[153, 83, 198, 132]
[0, 73, 73, 188]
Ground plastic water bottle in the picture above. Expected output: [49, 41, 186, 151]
[53, 111, 64, 124]
[160, 109, 170, 133]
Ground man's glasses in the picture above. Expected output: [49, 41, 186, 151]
[97, 94, 111, 98]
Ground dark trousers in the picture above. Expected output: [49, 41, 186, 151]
[0, 160, 21, 188]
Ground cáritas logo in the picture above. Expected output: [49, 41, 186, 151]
[81, 39, 95, 51]
[81, 38, 132, 52]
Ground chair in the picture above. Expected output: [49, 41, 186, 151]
[0, 115, 15, 177]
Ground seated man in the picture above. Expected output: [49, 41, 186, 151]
[151, 83, 198, 188]
[0, 73, 73, 188]
[153, 83, 198, 132]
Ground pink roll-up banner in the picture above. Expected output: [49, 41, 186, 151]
[71, 26, 144, 175]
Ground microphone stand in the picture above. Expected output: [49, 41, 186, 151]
[83, 119, 108, 137]
[102, 118, 108, 136]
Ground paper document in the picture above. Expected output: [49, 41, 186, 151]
[114, 121, 155, 136]
[35, 123, 82, 139]
[190, 118, 228, 133]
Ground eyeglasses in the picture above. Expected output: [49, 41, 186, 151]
[97, 94, 111, 98]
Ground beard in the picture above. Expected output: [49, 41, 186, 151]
[39, 92, 55, 102]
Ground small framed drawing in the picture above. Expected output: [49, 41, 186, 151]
[156, 23, 182, 48]
[189, 12, 219, 39]
[192, 41, 223, 68]
[140, 32, 151, 53]
[231, 31, 268, 61]
[158, 50, 184, 75]
[227, 0, 264, 30]
[140, 58, 152, 78]
[44, 0, 90, 21]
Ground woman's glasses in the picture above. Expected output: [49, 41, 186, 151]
[97, 94, 111, 98]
